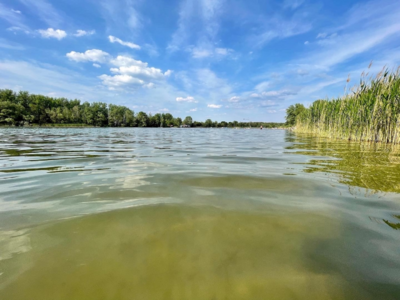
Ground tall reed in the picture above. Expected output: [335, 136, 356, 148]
[296, 66, 400, 143]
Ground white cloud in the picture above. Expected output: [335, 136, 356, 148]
[7, 26, 30, 34]
[98, 74, 146, 89]
[250, 89, 298, 100]
[11, 9, 21, 14]
[99, 55, 171, 90]
[189, 108, 198, 112]
[109, 56, 169, 80]
[296, 69, 308, 76]
[316, 33, 327, 39]
[66, 49, 110, 63]
[109, 35, 140, 49]
[208, 104, 222, 108]
[176, 96, 197, 103]
[38, 28, 67, 40]
[268, 110, 277, 113]
[164, 70, 173, 77]
[191, 48, 213, 58]
[304, 41, 309, 45]
[215, 48, 229, 55]
[189, 46, 234, 59]
[0, 59, 184, 120]
[254, 81, 270, 92]
[74, 30, 95, 37]
[228, 96, 240, 102]
[93, 63, 101, 68]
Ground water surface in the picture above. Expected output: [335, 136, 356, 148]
[0, 128, 399, 299]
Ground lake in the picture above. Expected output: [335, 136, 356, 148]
[0, 128, 399, 299]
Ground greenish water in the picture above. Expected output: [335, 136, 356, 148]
[0, 128, 399, 299]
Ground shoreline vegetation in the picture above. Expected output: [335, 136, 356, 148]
[0, 89, 284, 129]
[288, 66, 400, 144]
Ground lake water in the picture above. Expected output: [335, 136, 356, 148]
[0, 128, 399, 299]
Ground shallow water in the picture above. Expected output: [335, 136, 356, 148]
[0, 128, 399, 299]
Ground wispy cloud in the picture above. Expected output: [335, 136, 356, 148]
[98, 0, 142, 33]
[7, 26, 30, 35]
[251, 15, 312, 48]
[176, 96, 197, 103]
[228, 96, 240, 103]
[208, 104, 222, 108]
[283, 0, 304, 10]
[0, 38, 25, 50]
[74, 30, 95, 37]
[0, 60, 99, 99]
[299, 1, 400, 69]
[168, 0, 226, 54]
[188, 46, 234, 59]
[0, 3, 29, 31]
[19, 0, 63, 27]
[109, 35, 141, 49]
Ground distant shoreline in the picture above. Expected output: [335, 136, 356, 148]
[0, 125, 288, 129]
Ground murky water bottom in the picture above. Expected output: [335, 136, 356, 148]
[0, 128, 399, 299]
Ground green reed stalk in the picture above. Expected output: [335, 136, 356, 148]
[295, 67, 400, 144]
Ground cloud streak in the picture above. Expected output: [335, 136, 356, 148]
[176, 96, 197, 103]
[74, 30, 95, 37]
[208, 104, 222, 108]
[109, 35, 140, 49]
[19, 0, 63, 27]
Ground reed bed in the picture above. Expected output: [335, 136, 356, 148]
[296, 66, 400, 144]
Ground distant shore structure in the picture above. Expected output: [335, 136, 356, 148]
[180, 124, 191, 128]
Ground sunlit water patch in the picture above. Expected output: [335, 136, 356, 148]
[0, 128, 399, 299]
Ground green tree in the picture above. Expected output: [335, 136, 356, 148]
[204, 119, 213, 127]
[162, 113, 174, 126]
[220, 121, 228, 127]
[183, 116, 193, 126]
[149, 113, 162, 127]
[174, 117, 182, 127]
[285, 103, 306, 126]
[136, 111, 149, 127]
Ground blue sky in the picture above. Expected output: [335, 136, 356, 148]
[1, 0, 400, 122]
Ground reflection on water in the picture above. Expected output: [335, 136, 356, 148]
[0, 128, 400, 299]
[286, 133, 400, 194]
[384, 215, 400, 230]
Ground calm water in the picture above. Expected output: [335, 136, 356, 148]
[0, 128, 399, 299]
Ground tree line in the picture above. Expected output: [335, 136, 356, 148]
[0, 89, 284, 128]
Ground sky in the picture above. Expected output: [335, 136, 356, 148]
[1, 0, 400, 122]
